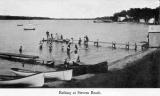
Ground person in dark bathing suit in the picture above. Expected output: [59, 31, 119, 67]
[75, 44, 78, 52]
[19, 46, 22, 54]
[67, 43, 71, 59]
[85, 35, 89, 48]
[46, 31, 49, 39]
[61, 34, 63, 40]
[78, 38, 82, 46]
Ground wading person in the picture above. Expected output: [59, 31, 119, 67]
[75, 44, 78, 52]
[78, 38, 82, 46]
[68, 50, 80, 65]
[49, 44, 52, 53]
[19, 46, 23, 54]
[61, 34, 63, 40]
[71, 37, 74, 44]
[51, 34, 53, 40]
[55, 33, 58, 40]
[85, 35, 89, 48]
[84, 36, 86, 45]
[39, 41, 43, 50]
[67, 43, 71, 59]
[61, 45, 64, 52]
[84, 36, 88, 49]
[46, 31, 49, 39]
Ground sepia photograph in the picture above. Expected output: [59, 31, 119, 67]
[0, 0, 160, 93]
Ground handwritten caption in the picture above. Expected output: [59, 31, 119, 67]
[58, 90, 101, 95]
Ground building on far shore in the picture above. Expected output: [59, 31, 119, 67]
[148, 18, 155, 24]
[139, 19, 145, 23]
[118, 17, 126, 22]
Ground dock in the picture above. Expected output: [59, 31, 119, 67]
[0, 52, 39, 59]
[72, 40, 148, 51]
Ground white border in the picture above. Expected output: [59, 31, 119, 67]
[1, 89, 160, 96]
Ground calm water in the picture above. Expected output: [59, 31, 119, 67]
[0, 20, 149, 75]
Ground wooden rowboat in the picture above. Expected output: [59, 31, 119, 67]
[0, 73, 44, 87]
[24, 28, 35, 30]
[11, 68, 73, 81]
[17, 24, 23, 26]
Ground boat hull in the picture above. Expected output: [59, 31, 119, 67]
[24, 28, 35, 30]
[44, 69, 72, 80]
[11, 68, 72, 80]
[0, 73, 44, 87]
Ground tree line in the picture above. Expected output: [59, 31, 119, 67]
[96, 7, 160, 24]
[0, 15, 51, 20]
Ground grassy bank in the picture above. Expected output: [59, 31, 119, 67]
[57, 49, 160, 88]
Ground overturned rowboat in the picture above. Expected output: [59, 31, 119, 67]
[11, 68, 73, 81]
[0, 73, 44, 88]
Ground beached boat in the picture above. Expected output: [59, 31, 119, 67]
[11, 68, 73, 80]
[0, 73, 44, 87]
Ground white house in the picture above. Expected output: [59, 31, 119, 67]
[118, 17, 126, 22]
[148, 18, 155, 24]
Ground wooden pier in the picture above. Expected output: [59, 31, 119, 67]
[41, 37, 148, 51]
[73, 40, 148, 51]
[0, 52, 39, 59]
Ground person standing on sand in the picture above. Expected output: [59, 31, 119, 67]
[19, 46, 22, 54]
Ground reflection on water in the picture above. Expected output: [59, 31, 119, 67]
[0, 20, 148, 75]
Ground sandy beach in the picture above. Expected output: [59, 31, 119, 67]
[43, 48, 159, 88]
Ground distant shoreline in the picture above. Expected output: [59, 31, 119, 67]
[0, 15, 95, 20]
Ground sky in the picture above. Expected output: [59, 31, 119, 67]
[0, 0, 159, 18]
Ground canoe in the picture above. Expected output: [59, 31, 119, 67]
[11, 68, 73, 80]
[0, 73, 44, 87]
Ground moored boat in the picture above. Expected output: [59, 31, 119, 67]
[24, 28, 35, 30]
[17, 24, 23, 26]
[11, 68, 73, 80]
[0, 73, 44, 87]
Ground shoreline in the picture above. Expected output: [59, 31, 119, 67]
[44, 48, 158, 88]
